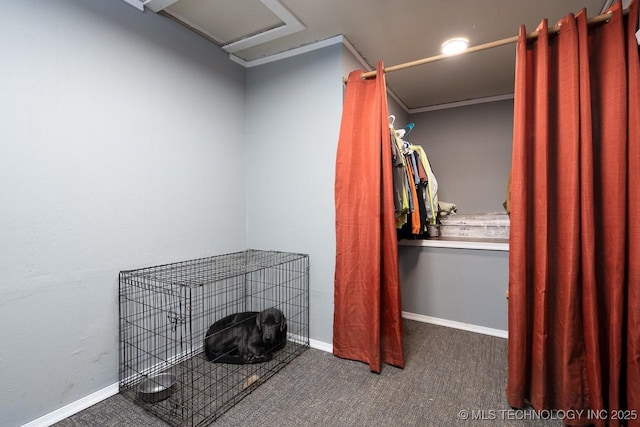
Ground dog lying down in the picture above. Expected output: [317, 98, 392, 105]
[204, 307, 287, 364]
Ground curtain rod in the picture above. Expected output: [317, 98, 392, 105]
[359, 9, 621, 80]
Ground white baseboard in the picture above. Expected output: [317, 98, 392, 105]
[309, 337, 333, 353]
[22, 383, 119, 427]
[305, 312, 507, 355]
[24, 338, 330, 427]
[24, 317, 503, 426]
[402, 311, 508, 339]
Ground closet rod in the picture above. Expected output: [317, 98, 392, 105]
[360, 9, 620, 80]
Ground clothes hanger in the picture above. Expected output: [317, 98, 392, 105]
[402, 122, 415, 137]
[395, 122, 415, 139]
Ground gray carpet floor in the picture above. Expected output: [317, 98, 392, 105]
[55, 320, 562, 426]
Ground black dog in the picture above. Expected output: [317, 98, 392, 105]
[203, 308, 287, 364]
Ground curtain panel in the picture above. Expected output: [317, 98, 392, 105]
[333, 62, 404, 373]
[507, 1, 640, 425]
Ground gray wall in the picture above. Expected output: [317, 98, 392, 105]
[0, 1, 246, 426]
[408, 100, 514, 213]
[246, 44, 344, 345]
[397, 100, 514, 331]
[1, 2, 514, 423]
[399, 246, 509, 330]
[245, 43, 408, 346]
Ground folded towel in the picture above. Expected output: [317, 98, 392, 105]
[438, 201, 457, 217]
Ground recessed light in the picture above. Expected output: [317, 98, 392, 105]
[441, 38, 469, 55]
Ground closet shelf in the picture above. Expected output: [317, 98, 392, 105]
[399, 237, 509, 252]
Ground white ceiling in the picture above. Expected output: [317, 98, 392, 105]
[135, 0, 611, 111]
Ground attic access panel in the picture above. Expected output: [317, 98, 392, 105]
[164, 0, 284, 45]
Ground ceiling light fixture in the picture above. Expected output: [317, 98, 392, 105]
[441, 37, 469, 56]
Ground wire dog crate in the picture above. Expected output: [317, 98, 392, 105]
[119, 250, 309, 426]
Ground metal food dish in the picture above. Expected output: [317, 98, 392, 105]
[137, 373, 176, 403]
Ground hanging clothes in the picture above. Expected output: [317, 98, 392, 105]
[390, 129, 406, 215]
[404, 157, 422, 235]
[391, 129, 410, 228]
[390, 127, 439, 236]
[411, 144, 439, 224]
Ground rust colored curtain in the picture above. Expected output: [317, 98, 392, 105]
[333, 62, 404, 373]
[507, 1, 640, 425]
